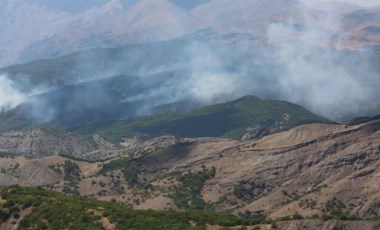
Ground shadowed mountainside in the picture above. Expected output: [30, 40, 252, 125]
[75, 95, 330, 141]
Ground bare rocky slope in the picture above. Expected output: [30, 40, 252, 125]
[0, 128, 117, 159]
[1, 119, 379, 229]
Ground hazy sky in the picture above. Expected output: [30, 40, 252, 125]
[302, 0, 380, 7]
[28, 0, 379, 13]
[335, 0, 379, 6]
[28, 0, 209, 13]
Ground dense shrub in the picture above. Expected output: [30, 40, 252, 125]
[0, 186, 245, 229]
[171, 168, 215, 210]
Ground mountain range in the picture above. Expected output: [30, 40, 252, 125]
[1, 34, 379, 125]
[1, 0, 379, 67]
[1, 1, 380, 229]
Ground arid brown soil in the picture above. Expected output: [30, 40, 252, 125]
[1, 120, 380, 228]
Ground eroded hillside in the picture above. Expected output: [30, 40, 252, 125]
[0, 128, 117, 159]
[1, 119, 379, 225]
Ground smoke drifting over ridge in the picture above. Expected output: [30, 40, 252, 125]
[265, 11, 380, 119]
[0, 75, 26, 112]
[1, 1, 379, 127]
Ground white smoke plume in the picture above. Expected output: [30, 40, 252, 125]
[0, 75, 26, 112]
[1, 1, 379, 126]
[265, 7, 380, 119]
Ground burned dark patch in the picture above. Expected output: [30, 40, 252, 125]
[140, 142, 194, 173]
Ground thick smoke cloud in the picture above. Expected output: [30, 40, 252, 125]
[265, 16, 380, 119]
[0, 75, 26, 112]
[3, 37, 378, 126]
[1, 2, 379, 127]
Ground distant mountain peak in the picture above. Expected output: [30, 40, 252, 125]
[103, 0, 125, 9]
[82, 0, 126, 15]
[131, 0, 190, 11]
[301, 0, 360, 14]
[123, 0, 201, 31]
[191, 0, 306, 40]
[232, 95, 262, 104]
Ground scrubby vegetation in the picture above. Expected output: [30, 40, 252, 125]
[170, 167, 216, 210]
[98, 157, 141, 187]
[48, 163, 63, 175]
[0, 163, 20, 174]
[298, 198, 317, 209]
[279, 184, 328, 206]
[0, 186, 248, 229]
[62, 160, 81, 195]
[233, 180, 271, 202]
[59, 153, 97, 163]
[0, 152, 16, 158]
[64, 160, 81, 182]
[323, 198, 365, 221]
